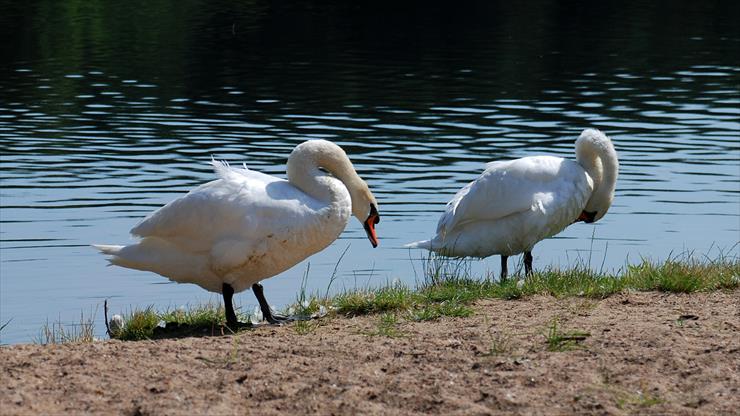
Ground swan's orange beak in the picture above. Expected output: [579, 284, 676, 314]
[363, 204, 380, 248]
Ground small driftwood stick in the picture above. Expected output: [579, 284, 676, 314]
[104, 299, 111, 337]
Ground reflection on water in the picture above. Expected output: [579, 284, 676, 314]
[1, 1, 739, 344]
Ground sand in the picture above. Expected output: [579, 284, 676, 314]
[1, 290, 738, 415]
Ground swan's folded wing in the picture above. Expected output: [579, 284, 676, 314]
[437, 157, 574, 235]
[130, 162, 320, 249]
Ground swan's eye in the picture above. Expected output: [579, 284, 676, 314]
[318, 167, 328, 173]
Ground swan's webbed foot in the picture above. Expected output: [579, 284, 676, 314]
[252, 282, 294, 326]
[264, 312, 294, 325]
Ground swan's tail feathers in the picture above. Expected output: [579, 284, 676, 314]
[93, 242, 154, 270]
[93, 241, 159, 271]
[93, 244, 123, 255]
[92, 244, 127, 267]
[93, 239, 210, 288]
[404, 238, 463, 258]
[404, 240, 433, 250]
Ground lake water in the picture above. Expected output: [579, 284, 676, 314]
[1, 2, 738, 344]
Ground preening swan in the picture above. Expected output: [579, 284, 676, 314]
[406, 128, 618, 279]
[95, 140, 380, 327]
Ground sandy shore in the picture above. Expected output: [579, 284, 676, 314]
[1, 290, 738, 415]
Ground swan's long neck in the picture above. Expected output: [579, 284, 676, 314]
[286, 140, 363, 207]
[575, 129, 619, 221]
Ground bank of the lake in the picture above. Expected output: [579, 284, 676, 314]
[2, 284, 738, 415]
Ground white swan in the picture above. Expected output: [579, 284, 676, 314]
[95, 140, 380, 327]
[406, 128, 618, 279]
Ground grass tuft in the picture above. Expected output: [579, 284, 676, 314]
[482, 317, 513, 356]
[612, 380, 665, 410]
[365, 313, 405, 338]
[112, 301, 236, 341]
[616, 392, 664, 409]
[160, 301, 227, 327]
[420, 277, 491, 304]
[293, 319, 318, 335]
[114, 306, 160, 341]
[624, 255, 739, 293]
[485, 332, 513, 356]
[544, 318, 590, 351]
[490, 278, 525, 300]
[410, 301, 473, 321]
[36, 311, 96, 344]
[334, 283, 415, 316]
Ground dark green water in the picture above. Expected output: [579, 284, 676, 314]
[1, 1, 738, 343]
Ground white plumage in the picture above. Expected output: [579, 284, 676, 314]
[407, 128, 618, 278]
[95, 139, 380, 326]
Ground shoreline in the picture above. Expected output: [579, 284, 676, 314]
[2, 289, 738, 415]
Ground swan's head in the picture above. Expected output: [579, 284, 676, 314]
[576, 209, 598, 223]
[578, 180, 612, 223]
[576, 128, 618, 223]
[351, 183, 380, 248]
[288, 139, 381, 247]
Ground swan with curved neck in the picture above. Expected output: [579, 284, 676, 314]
[95, 139, 380, 327]
[406, 128, 618, 279]
[575, 129, 619, 223]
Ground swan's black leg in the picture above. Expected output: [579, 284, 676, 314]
[252, 282, 293, 325]
[222, 283, 239, 328]
[500, 255, 508, 281]
[524, 251, 533, 276]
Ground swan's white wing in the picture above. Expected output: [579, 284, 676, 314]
[437, 156, 587, 236]
[130, 161, 325, 250]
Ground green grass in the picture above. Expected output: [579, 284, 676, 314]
[410, 301, 473, 321]
[482, 317, 513, 356]
[35, 312, 96, 344]
[333, 283, 416, 316]
[293, 319, 318, 335]
[95, 252, 738, 342]
[113, 306, 160, 341]
[622, 256, 739, 292]
[606, 379, 665, 410]
[111, 301, 241, 341]
[486, 332, 513, 356]
[544, 318, 591, 351]
[159, 302, 227, 327]
[616, 391, 664, 409]
[364, 313, 405, 338]
[332, 253, 737, 322]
